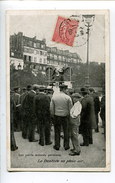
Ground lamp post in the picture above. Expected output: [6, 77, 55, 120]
[82, 15, 95, 88]
[17, 63, 21, 87]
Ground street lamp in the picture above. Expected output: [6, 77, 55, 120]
[82, 15, 95, 88]
[17, 63, 21, 87]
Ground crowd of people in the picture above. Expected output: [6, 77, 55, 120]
[10, 83, 105, 156]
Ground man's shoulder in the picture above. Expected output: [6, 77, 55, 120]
[26, 91, 35, 98]
[53, 92, 71, 99]
[36, 93, 47, 99]
[39, 92, 47, 97]
[64, 93, 72, 100]
[14, 93, 20, 97]
[21, 93, 26, 97]
[35, 95, 39, 99]
[82, 95, 92, 102]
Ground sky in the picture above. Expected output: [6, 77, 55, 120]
[10, 12, 105, 63]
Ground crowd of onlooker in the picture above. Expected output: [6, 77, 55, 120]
[10, 83, 105, 156]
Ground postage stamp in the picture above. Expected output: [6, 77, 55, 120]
[6, 10, 110, 171]
[52, 16, 79, 46]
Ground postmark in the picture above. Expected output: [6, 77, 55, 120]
[52, 16, 79, 46]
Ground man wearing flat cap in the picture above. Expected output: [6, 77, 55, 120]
[35, 86, 52, 146]
[50, 84, 73, 150]
[69, 93, 82, 156]
[80, 87, 96, 146]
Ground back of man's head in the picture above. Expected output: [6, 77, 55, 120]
[26, 84, 32, 91]
[89, 88, 95, 93]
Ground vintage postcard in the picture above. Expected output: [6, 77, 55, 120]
[6, 10, 110, 171]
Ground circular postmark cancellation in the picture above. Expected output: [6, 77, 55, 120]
[59, 18, 79, 45]
[52, 15, 93, 48]
[52, 16, 79, 47]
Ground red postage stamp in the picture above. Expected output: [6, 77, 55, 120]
[52, 16, 79, 46]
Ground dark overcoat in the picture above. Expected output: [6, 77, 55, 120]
[90, 93, 100, 114]
[80, 95, 96, 129]
[100, 95, 105, 122]
[23, 90, 36, 119]
[35, 92, 50, 121]
[10, 97, 17, 150]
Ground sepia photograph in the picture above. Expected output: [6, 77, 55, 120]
[6, 10, 110, 171]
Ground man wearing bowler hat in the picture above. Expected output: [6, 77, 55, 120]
[22, 84, 32, 139]
[35, 86, 52, 146]
[89, 87, 100, 132]
[20, 87, 26, 103]
[80, 87, 96, 146]
[50, 84, 73, 150]
[22, 84, 38, 142]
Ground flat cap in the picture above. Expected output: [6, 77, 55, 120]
[39, 86, 46, 91]
[26, 84, 32, 90]
[72, 93, 82, 98]
[89, 87, 95, 92]
[46, 86, 53, 91]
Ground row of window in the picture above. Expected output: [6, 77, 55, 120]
[24, 47, 47, 56]
[47, 53, 78, 63]
[23, 54, 73, 66]
[30, 65, 46, 71]
[47, 48, 78, 58]
[23, 47, 77, 63]
[47, 47, 70, 56]
[23, 39, 45, 49]
[24, 55, 47, 64]
[47, 60, 68, 66]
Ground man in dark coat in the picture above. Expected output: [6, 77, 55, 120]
[80, 87, 96, 146]
[21, 85, 31, 139]
[10, 90, 18, 151]
[100, 93, 105, 138]
[89, 88, 100, 132]
[35, 86, 52, 146]
[20, 87, 27, 104]
[22, 85, 38, 142]
[12, 86, 21, 131]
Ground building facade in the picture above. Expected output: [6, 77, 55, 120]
[10, 32, 82, 75]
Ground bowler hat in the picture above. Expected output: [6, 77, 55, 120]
[33, 85, 39, 91]
[80, 87, 88, 94]
[26, 85, 32, 90]
[13, 86, 20, 91]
